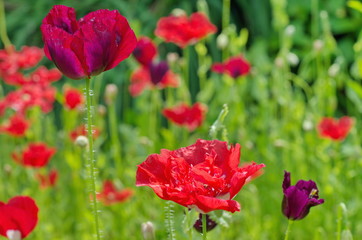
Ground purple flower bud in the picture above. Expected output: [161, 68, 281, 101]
[282, 171, 324, 220]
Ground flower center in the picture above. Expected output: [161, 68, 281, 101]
[309, 188, 318, 198]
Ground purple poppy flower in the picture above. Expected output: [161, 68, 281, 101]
[40, 5, 137, 80]
[282, 171, 324, 220]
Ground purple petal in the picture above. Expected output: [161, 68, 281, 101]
[282, 171, 291, 191]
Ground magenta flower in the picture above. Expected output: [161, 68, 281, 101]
[41, 5, 137, 80]
[282, 171, 324, 220]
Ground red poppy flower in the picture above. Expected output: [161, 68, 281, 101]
[129, 61, 179, 96]
[0, 46, 43, 76]
[212, 56, 251, 79]
[69, 125, 100, 141]
[162, 103, 207, 131]
[0, 196, 39, 239]
[36, 169, 58, 189]
[97, 180, 133, 206]
[12, 143, 56, 168]
[64, 87, 83, 110]
[317, 116, 353, 141]
[0, 85, 56, 116]
[3, 66, 62, 87]
[0, 114, 30, 137]
[155, 12, 217, 48]
[133, 37, 157, 66]
[41, 5, 137, 80]
[136, 139, 265, 213]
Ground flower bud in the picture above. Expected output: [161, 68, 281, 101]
[285, 25, 296, 36]
[98, 105, 107, 116]
[313, 40, 324, 52]
[287, 52, 299, 66]
[75, 135, 89, 148]
[171, 8, 186, 17]
[167, 52, 179, 65]
[141, 221, 155, 240]
[104, 84, 118, 105]
[217, 33, 229, 49]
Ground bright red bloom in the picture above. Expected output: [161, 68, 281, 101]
[36, 169, 58, 189]
[3, 66, 62, 87]
[129, 61, 179, 96]
[97, 180, 133, 206]
[0, 114, 30, 137]
[0, 196, 39, 239]
[0, 46, 43, 76]
[41, 5, 137, 80]
[155, 12, 217, 48]
[64, 87, 83, 110]
[136, 139, 265, 213]
[133, 37, 157, 66]
[162, 103, 207, 131]
[212, 56, 251, 79]
[12, 143, 56, 168]
[0, 85, 56, 116]
[70, 125, 100, 141]
[317, 116, 353, 141]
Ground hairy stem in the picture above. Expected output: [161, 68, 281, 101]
[85, 77, 101, 240]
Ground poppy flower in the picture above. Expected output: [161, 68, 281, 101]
[36, 169, 58, 189]
[41, 5, 137, 80]
[64, 87, 84, 110]
[282, 171, 324, 220]
[133, 37, 157, 66]
[96, 180, 133, 206]
[3, 66, 62, 87]
[0, 46, 43, 76]
[136, 139, 265, 213]
[129, 61, 179, 96]
[0, 196, 39, 239]
[162, 103, 207, 131]
[0, 114, 30, 137]
[12, 143, 56, 168]
[211, 56, 251, 79]
[155, 12, 217, 48]
[0, 85, 56, 116]
[317, 116, 353, 141]
[69, 125, 100, 141]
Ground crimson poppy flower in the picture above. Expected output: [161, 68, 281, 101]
[0, 114, 30, 137]
[64, 87, 83, 110]
[129, 61, 179, 96]
[162, 103, 207, 131]
[69, 125, 100, 141]
[0, 46, 43, 76]
[212, 56, 251, 79]
[12, 143, 56, 168]
[317, 116, 353, 141]
[133, 37, 157, 66]
[3, 66, 62, 87]
[0, 84, 56, 116]
[96, 180, 133, 206]
[0, 196, 39, 239]
[41, 5, 137, 80]
[282, 171, 324, 220]
[36, 169, 58, 189]
[136, 139, 265, 213]
[155, 12, 217, 48]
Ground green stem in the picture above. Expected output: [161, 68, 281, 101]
[222, 0, 230, 60]
[109, 102, 122, 174]
[0, 0, 12, 49]
[202, 214, 207, 240]
[284, 219, 293, 240]
[85, 78, 101, 240]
